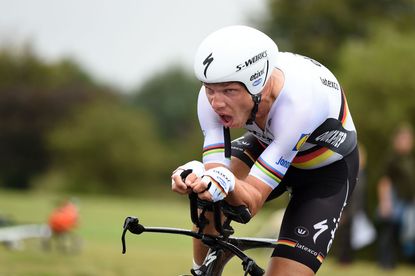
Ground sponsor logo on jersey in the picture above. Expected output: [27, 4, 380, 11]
[240, 141, 250, 146]
[295, 226, 309, 237]
[296, 242, 319, 257]
[293, 134, 310, 151]
[236, 51, 267, 71]
[278, 239, 324, 261]
[313, 219, 328, 244]
[248, 130, 273, 144]
[327, 187, 347, 252]
[320, 77, 339, 90]
[276, 156, 291, 169]
[315, 130, 347, 148]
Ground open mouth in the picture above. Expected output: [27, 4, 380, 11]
[220, 115, 233, 126]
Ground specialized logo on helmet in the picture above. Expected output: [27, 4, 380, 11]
[236, 50, 268, 72]
[203, 53, 214, 78]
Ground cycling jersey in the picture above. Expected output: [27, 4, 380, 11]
[198, 52, 357, 190]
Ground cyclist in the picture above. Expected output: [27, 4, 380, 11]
[171, 25, 359, 275]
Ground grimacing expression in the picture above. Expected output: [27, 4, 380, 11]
[204, 82, 253, 128]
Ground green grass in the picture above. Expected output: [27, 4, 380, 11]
[0, 189, 414, 275]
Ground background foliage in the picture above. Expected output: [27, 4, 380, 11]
[0, 0, 414, 203]
[265, 0, 415, 67]
[0, 0, 414, 272]
[0, 46, 110, 189]
[46, 100, 168, 194]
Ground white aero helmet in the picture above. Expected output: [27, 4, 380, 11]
[194, 25, 278, 95]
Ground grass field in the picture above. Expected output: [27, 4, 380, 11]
[0, 189, 414, 276]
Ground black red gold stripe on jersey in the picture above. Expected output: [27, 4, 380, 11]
[291, 90, 349, 169]
[277, 238, 297, 247]
[338, 90, 347, 124]
[254, 157, 284, 183]
[316, 253, 325, 263]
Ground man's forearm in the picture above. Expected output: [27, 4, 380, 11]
[227, 176, 271, 216]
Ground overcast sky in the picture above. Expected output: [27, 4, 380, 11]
[0, 0, 267, 91]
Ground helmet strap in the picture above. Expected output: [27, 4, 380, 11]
[246, 94, 262, 125]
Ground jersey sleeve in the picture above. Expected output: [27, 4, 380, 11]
[197, 87, 231, 167]
[249, 90, 318, 189]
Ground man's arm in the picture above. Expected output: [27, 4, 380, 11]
[227, 176, 273, 216]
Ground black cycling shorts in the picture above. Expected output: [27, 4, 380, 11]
[231, 133, 359, 273]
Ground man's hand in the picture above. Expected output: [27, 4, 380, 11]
[171, 161, 205, 195]
[191, 167, 235, 202]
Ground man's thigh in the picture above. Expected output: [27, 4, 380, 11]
[272, 177, 351, 273]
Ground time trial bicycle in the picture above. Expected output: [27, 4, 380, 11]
[121, 185, 280, 275]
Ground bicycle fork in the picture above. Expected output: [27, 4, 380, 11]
[191, 247, 227, 276]
[190, 245, 264, 276]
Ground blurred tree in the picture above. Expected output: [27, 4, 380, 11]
[47, 100, 168, 194]
[0, 45, 113, 189]
[337, 25, 415, 202]
[130, 65, 202, 165]
[130, 65, 200, 141]
[264, 0, 415, 67]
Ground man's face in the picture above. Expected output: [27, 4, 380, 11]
[204, 82, 253, 128]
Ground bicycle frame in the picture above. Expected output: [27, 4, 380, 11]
[121, 193, 278, 276]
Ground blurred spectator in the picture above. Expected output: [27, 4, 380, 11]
[44, 198, 81, 253]
[48, 199, 78, 233]
[335, 143, 375, 264]
[377, 123, 415, 269]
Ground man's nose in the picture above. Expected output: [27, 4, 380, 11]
[210, 92, 226, 109]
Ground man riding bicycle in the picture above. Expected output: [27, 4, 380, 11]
[171, 25, 359, 275]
